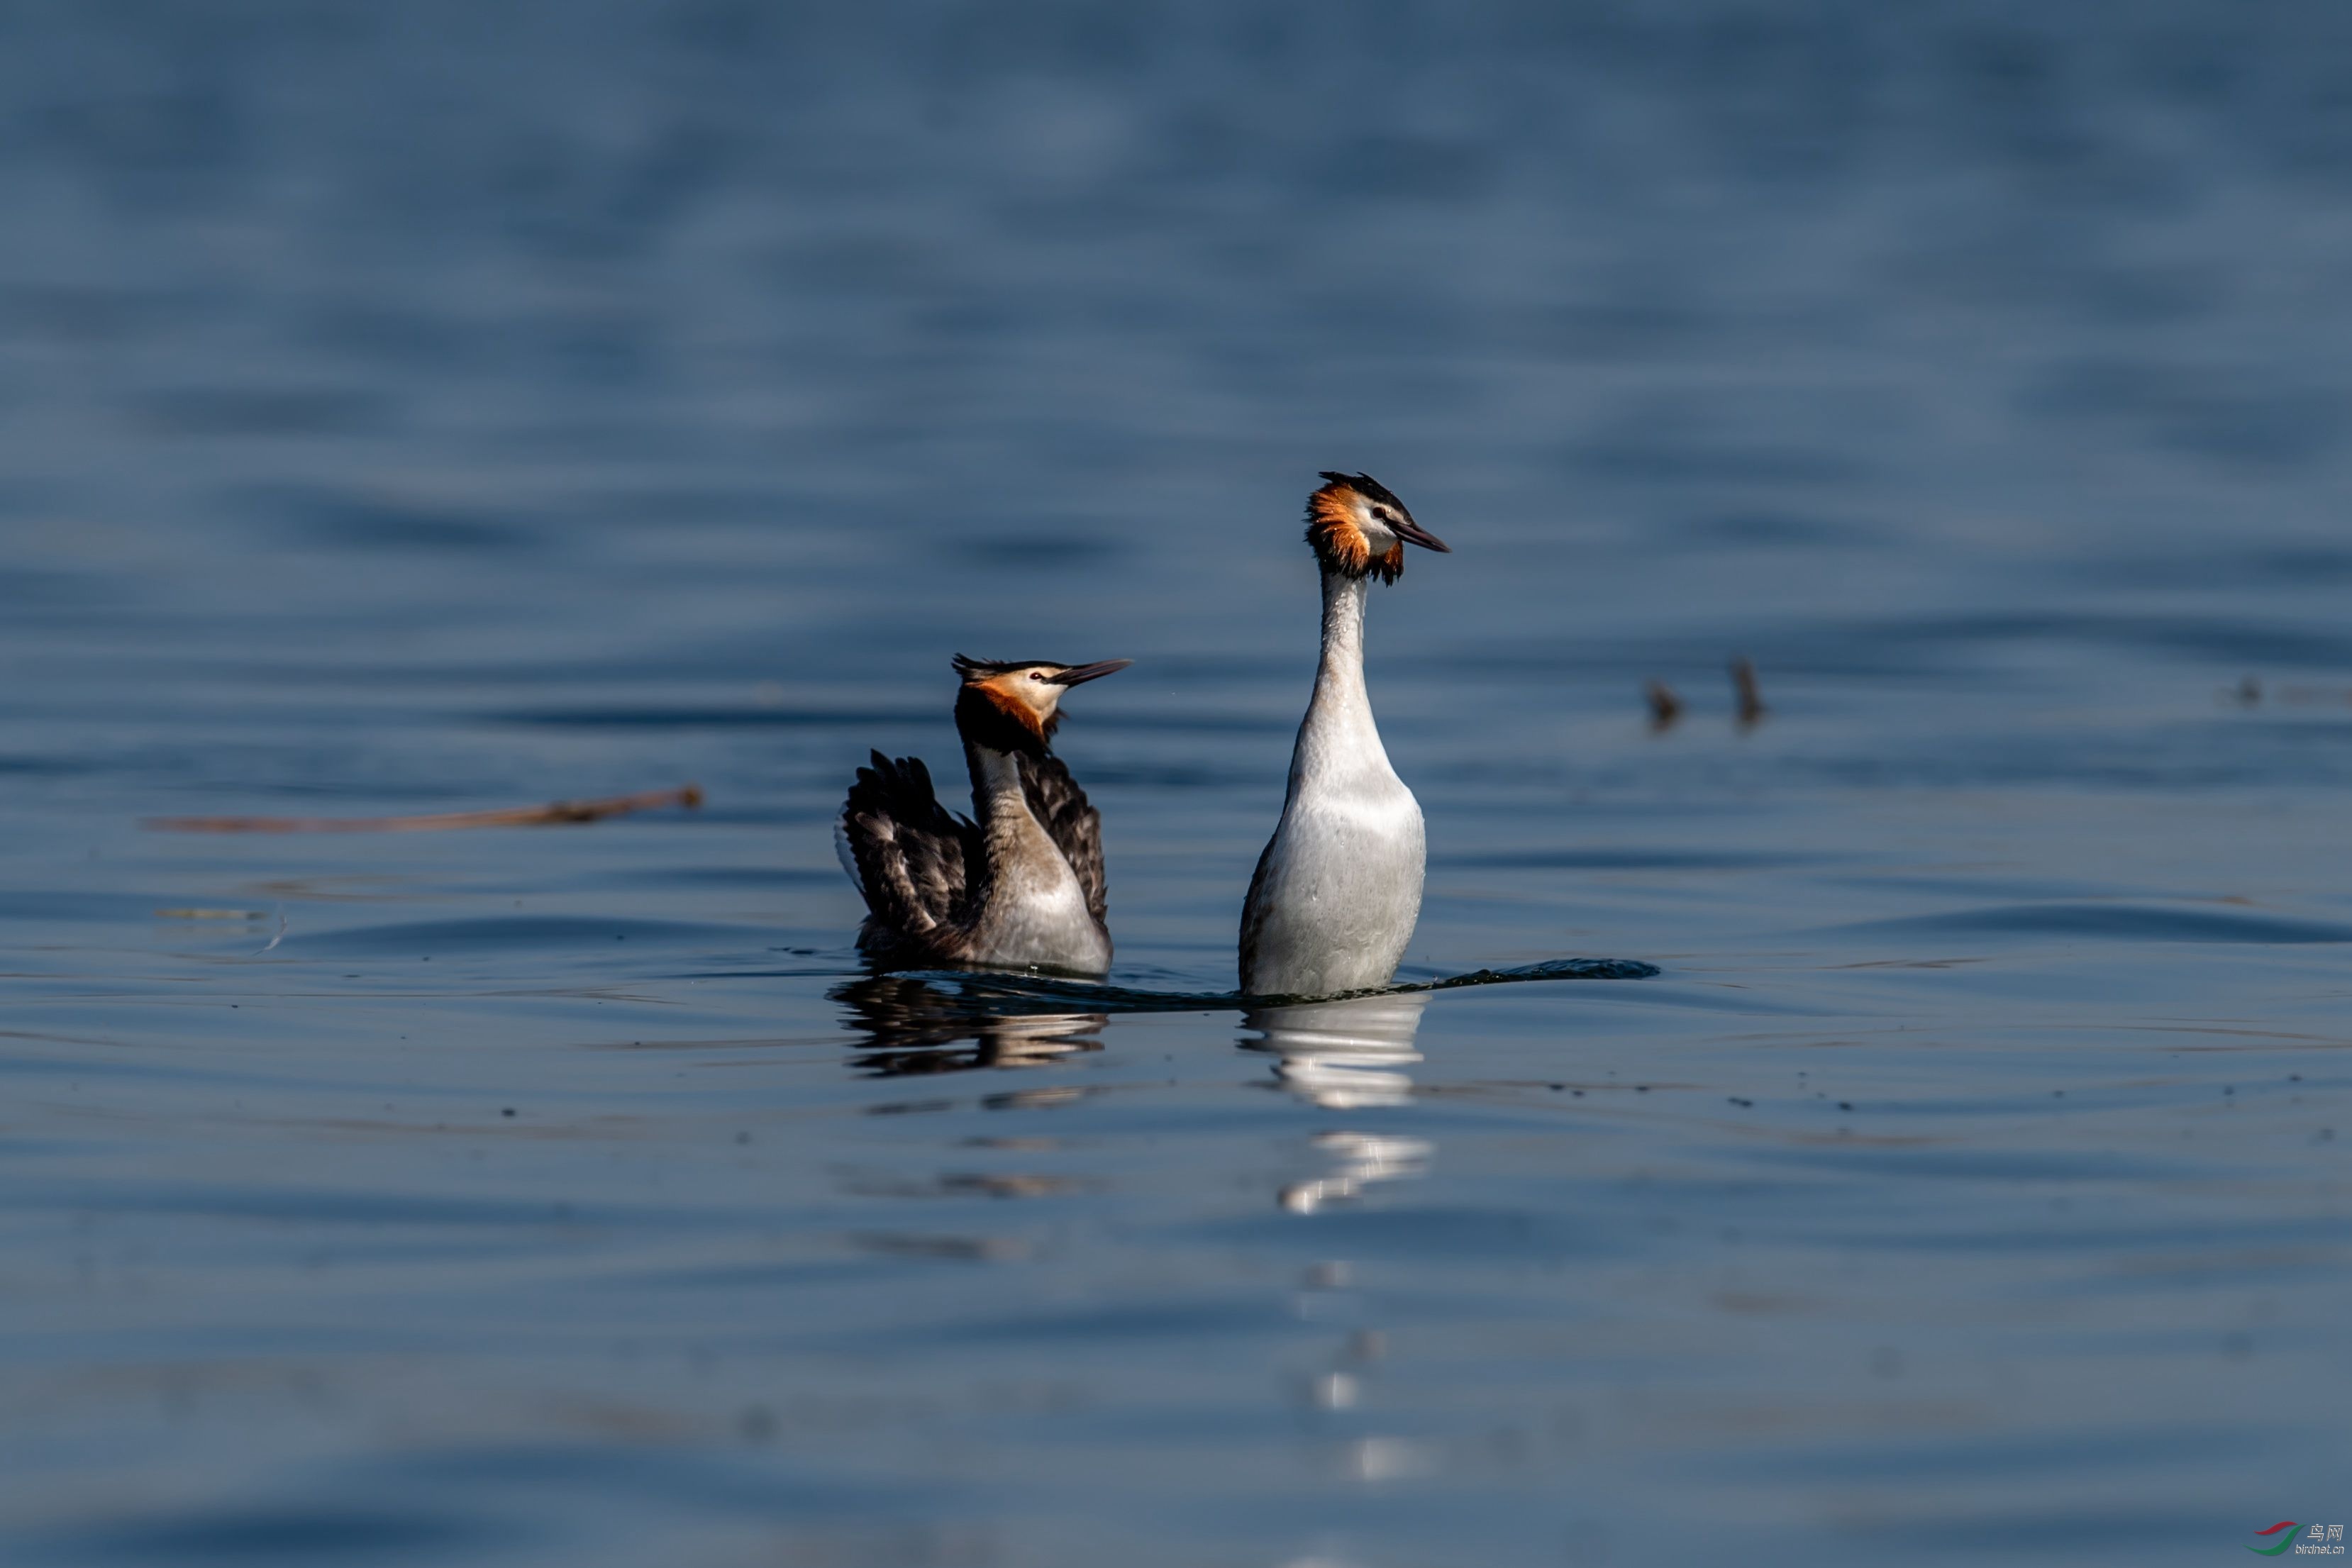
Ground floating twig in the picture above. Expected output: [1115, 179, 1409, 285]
[1643, 679, 1682, 732]
[146, 784, 704, 833]
[1731, 657, 1767, 728]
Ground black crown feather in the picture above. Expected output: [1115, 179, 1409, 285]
[952, 653, 1036, 679]
[1317, 470, 1404, 511]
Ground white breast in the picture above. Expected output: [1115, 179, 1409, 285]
[1243, 760, 1426, 997]
[969, 852, 1109, 973]
[966, 747, 1113, 974]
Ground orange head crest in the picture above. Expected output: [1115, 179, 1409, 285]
[1304, 472, 1449, 584]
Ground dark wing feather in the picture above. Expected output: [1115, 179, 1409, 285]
[1019, 752, 1108, 924]
[839, 751, 982, 946]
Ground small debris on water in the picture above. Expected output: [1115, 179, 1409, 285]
[1643, 679, 1682, 731]
[1731, 657, 1768, 728]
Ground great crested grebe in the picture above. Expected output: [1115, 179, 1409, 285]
[1239, 472, 1449, 997]
[838, 653, 1130, 974]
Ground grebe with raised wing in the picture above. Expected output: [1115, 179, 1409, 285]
[839, 653, 1129, 974]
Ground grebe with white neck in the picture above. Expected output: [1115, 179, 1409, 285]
[1239, 472, 1450, 997]
[838, 653, 1130, 974]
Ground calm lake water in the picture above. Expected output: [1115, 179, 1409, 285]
[2, 4, 2349, 1564]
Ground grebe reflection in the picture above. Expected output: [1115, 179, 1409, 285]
[1239, 991, 1428, 1110]
[1241, 992, 1433, 1213]
[834, 974, 1105, 1077]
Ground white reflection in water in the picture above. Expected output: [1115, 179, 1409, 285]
[1278, 1132, 1434, 1216]
[1310, 1371, 1358, 1410]
[1336, 1435, 1437, 1483]
[1243, 994, 1433, 1212]
[977, 1011, 1105, 1066]
[1241, 992, 1428, 1110]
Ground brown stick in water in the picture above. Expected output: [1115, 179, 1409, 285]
[146, 784, 704, 833]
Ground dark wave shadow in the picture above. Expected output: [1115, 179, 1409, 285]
[828, 957, 1655, 1074]
[1829, 902, 2352, 945]
[292, 913, 757, 957]
[835, 955, 1659, 1021]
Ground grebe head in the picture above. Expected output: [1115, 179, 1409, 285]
[1304, 471, 1448, 585]
[950, 654, 1132, 755]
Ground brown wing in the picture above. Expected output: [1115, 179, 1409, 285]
[838, 751, 982, 947]
[1019, 752, 1108, 925]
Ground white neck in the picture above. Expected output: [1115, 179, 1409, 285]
[968, 743, 1067, 881]
[1291, 569, 1388, 786]
[1240, 564, 1426, 999]
[970, 745, 1031, 819]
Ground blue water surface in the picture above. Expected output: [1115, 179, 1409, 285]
[0, 4, 2348, 1564]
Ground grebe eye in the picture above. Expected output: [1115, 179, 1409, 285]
[1029, 671, 1045, 682]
